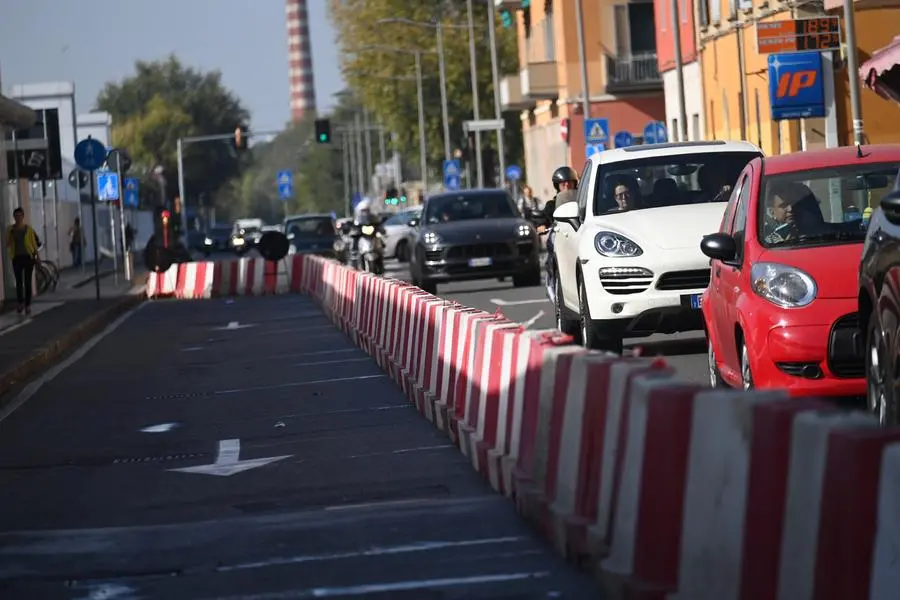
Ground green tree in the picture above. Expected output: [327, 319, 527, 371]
[96, 55, 250, 211]
[328, 0, 524, 183]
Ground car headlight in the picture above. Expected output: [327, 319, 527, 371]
[361, 225, 375, 236]
[517, 224, 532, 237]
[233, 237, 245, 246]
[423, 231, 441, 245]
[751, 262, 817, 308]
[594, 232, 643, 257]
[204, 237, 213, 245]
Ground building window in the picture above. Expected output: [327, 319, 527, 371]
[738, 0, 752, 10]
[710, 0, 721, 23]
[672, 118, 679, 142]
[692, 113, 701, 141]
[698, 0, 710, 26]
[543, 14, 555, 61]
[614, 2, 657, 57]
[524, 8, 531, 37]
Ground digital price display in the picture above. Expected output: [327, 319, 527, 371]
[756, 17, 842, 54]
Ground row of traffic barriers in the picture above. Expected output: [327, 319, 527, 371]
[145, 256, 306, 299]
[157, 254, 900, 599]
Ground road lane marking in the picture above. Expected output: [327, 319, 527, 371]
[522, 310, 546, 329]
[216, 536, 525, 572]
[0, 302, 146, 424]
[291, 357, 370, 368]
[169, 438, 292, 477]
[139, 423, 180, 433]
[214, 374, 386, 395]
[490, 298, 548, 306]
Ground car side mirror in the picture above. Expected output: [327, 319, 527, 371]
[408, 218, 419, 228]
[881, 194, 900, 225]
[553, 201, 580, 230]
[700, 232, 738, 262]
[287, 232, 295, 240]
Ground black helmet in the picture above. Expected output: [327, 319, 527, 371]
[552, 166, 578, 192]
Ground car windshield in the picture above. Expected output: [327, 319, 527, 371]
[759, 162, 899, 249]
[424, 192, 516, 224]
[593, 152, 761, 214]
[384, 211, 416, 226]
[287, 217, 335, 237]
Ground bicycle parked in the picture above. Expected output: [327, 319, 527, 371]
[34, 243, 60, 295]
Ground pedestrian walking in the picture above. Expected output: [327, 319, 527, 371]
[6, 207, 41, 316]
[68, 218, 85, 266]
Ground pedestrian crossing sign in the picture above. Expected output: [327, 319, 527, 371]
[584, 118, 610, 144]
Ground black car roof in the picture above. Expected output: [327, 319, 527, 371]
[425, 188, 512, 203]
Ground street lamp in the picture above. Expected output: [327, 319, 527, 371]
[375, 17, 472, 169]
[357, 45, 429, 192]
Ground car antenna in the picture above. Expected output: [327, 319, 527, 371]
[857, 142, 864, 158]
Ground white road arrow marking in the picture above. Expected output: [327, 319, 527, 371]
[168, 439, 291, 477]
[522, 311, 546, 329]
[490, 298, 548, 307]
[213, 321, 255, 331]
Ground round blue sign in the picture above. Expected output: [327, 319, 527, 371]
[74, 138, 108, 172]
[614, 131, 634, 148]
[643, 121, 668, 145]
[505, 164, 522, 181]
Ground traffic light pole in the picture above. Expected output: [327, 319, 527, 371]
[176, 129, 281, 242]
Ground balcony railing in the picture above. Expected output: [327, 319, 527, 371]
[605, 52, 663, 91]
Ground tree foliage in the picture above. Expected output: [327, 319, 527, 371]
[329, 0, 523, 182]
[95, 55, 250, 211]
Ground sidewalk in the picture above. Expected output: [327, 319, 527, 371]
[0, 265, 146, 404]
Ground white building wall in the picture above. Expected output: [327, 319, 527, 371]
[523, 117, 568, 202]
[663, 62, 706, 142]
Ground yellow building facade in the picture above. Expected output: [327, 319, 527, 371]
[697, 0, 900, 155]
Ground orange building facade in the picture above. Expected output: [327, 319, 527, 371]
[498, 0, 666, 198]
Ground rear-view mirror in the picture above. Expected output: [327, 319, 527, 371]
[847, 174, 891, 191]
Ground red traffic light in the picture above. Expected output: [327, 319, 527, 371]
[161, 209, 171, 221]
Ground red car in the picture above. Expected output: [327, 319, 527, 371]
[700, 145, 900, 396]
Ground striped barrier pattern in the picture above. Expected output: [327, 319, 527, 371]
[159, 252, 900, 598]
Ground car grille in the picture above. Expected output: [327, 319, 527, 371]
[425, 249, 444, 262]
[827, 313, 865, 378]
[656, 269, 711, 291]
[600, 274, 654, 295]
[446, 243, 512, 260]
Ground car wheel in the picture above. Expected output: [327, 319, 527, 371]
[579, 278, 623, 354]
[708, 340, 726, 388]
[555, 273, 579, 336]
[866, 316, 897, 426]
[740, 341, 754, 390]
[395, 240, 408, 263]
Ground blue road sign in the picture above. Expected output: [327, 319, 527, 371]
[584, 118, 610, 145]
[74, 137, 108, 172]
[443, 159, 461, 190]
[277, 170, 293, 200]
[614, 131, 634, 148]
[97, 171, 119, 201]
[768, 52, 826, 121]
[505, 164, 522, 181]
[124, 177, 140, 208]
[643, 121, 668, 144]
[586, 144, 604, 160]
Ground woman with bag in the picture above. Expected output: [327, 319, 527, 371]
[6, 207, 41, 316]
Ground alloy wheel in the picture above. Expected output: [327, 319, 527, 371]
[740, 343, 753, 390]
[868, 333, 888, 425]
[708, 342, 718, 388]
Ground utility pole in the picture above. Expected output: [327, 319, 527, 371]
[465, 0, 483, 187]
[363, 108, 374, 190]
[671, 0, 689, 141]
[843, 0, 865, 144]
[574, 0, 591, 120]
[486, 3, 506, 187]
[414, 51, 428, 192]
[354, 112, 365, 198]
[342, 131, 351, 216]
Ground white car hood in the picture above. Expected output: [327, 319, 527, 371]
[594, 203, 727, 250]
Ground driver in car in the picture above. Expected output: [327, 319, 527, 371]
[613, 184, 637, 211]
[764, 182, 827, 243]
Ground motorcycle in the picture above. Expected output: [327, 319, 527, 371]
[538, 200, 557, 305]
[342, 221, 385, 274]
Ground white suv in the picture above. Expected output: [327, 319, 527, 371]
[551, 140, 763, 352]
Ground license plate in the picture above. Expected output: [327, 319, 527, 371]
[689, 294, 703, 309]
[469, 257, 493, 268]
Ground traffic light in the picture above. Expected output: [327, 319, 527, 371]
[500, 9, 512, 28]
[400, 187, 408, 203]
[385, 186, 399, 205]
[315, 119, 331, 144]
[233, 126, 249, 150]
[160, 209, 171, 223]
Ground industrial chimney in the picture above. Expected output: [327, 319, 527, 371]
[285, 0, 317, 122]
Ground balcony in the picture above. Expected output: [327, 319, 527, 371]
[605, 52, 663, 93]
[520, 61, 558, 101]
[500, 74, 533, 111]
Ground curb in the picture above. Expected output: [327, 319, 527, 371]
[0, 292, 146, 405]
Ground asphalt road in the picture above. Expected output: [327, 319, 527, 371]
[0, 295, 600, 599]
[383, 258, 709, 386]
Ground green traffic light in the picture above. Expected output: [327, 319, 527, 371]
[400, 196, 407, 203]
[390, 198, 399, 206]
[384, 198, 390, 204]
[318, 133, 328, 142]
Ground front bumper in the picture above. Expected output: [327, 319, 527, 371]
[581, 250, 710, 335]
[742, 297, 865, 397]
[419, 238, 539, 281]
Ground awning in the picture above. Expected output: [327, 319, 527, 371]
[860, 35, 900, 104]
[0, 93, 35, 129]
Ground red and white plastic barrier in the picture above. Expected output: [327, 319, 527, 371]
[160, 252, 900, 599]
[146, 255, 304, 299]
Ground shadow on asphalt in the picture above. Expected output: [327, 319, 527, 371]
[628, 335, 707, 357]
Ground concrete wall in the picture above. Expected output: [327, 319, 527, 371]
[663, 61, 706, 141]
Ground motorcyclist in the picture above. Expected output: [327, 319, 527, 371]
[543, 166, 579, 304]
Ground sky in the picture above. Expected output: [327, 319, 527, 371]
[0, 0, 346, 132]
